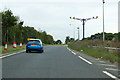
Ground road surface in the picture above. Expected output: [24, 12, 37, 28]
[2, 45, 119, 79]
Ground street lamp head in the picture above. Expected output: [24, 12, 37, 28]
[93, 16, 98, 19]
[96, 16, 98, 19]
[102, 0, 105, 3]
[73, 17, 75, 19]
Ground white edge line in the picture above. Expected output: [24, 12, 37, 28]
[67, 47, 71, 51]
[0, 50, 25, 59]
[103, 71, 118, 79]
[1, 53, 17, 58]
[78, 56, 92, 64]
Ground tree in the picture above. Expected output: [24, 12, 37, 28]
[22, 27, 54, 44]
[105, 33, 114, 40]
[65, 36, 70, 44]
[86, 32, 119, 41]
[55, 40, 62, 44]
[2, 10, 18, 43]
[46, 35, 54, 44]
[1, 9, 55, 45]
[118, 32, 120, 41]
[69, 38, 74, 42]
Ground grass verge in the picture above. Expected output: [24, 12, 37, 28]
[0, 46, 2, 54]
[2, 45, 26, 54]
[1, 44, 61, 54]
[68, 40, 120, 63]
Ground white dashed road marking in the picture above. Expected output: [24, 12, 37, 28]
[67, 47, 119, 79]
[67, 47, 92, 65]
[78, 56, 92, 65]
[103, 71, 118, 79]
[67, 47, 71, 51]
[67, 47, 76, 55]
[71, 51, 76, 55]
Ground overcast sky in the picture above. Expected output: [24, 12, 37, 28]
[0, 0, 119, 42]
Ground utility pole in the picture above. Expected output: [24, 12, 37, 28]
[70, 16, 98, 40]
[102, 0, 105, 41]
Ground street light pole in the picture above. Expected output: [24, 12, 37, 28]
[70, 16, 98, 40]
[83, 19, 85, 40]
[69, 24, 75, 40]
[103, 0, 105, 41]
[77, 27, 79, 40]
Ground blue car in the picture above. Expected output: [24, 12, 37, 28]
[26, 39, 44, 53]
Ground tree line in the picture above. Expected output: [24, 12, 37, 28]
[85, 32, 119, 41]
[1, 9, 55, 45]
[65, 32, 120, 44]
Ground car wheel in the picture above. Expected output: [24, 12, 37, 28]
[39, 50, 43, 53]
[41, 50, 44, 53]
[26, 50, 28, 53]
[42, 50, 44, 53]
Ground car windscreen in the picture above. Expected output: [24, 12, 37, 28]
[28, 40, 40, 43]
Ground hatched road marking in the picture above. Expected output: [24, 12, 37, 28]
[98, 64, 116, 67]
[67, 47, 119, 79]
[103, 71, 118, 79]
[105, 68, 120, 71]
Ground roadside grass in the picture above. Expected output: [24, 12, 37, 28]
[1, 44, 63, 54]
[2, 45, 26, 54]
[68, 40, 120, 63]
[0, 46, 2, 54]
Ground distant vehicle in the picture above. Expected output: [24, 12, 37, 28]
[27, 37, 36, 41]
[26, 39, 44, 53]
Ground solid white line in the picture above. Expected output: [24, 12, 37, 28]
[78, 56, 92, 64]
[0, 50, 25, 59]
[2, 53, 17, 58]
[103, 71, 117, 79]
[71, 51, 76, 55]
